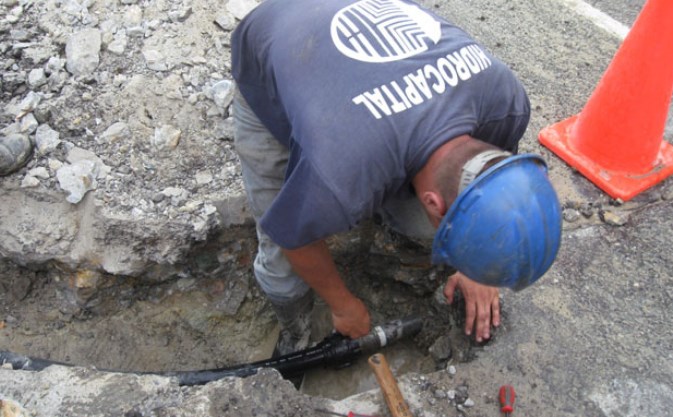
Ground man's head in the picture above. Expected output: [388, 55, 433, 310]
[414, 136, 562, 290]
[414, 135, 508, 226]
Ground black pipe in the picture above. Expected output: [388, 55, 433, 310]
[0, 316, 423, 386]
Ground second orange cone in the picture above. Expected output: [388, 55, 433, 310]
[539, 0, 673, 201]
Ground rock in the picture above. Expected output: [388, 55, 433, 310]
[1, 71, 26, 93]
[433, 389, 447, 399]
[152, 125, 181, 150]
[161, 186, 189, 205]
[599, 210, 628, 227]
[0, 398, 27, 417]
[563, 208, 581, 223]
[455, 384, 469, 404]
[168, 7, 192, 23]
[5, 5, 22, 23]
[579, 202, 595, 218]
[45, 56, 66, 75]
[56, 160, 98, 204]
[21, 175, 40, 188]
[28, 167, 49, 179]
[99, 122, 131, 143]
[195, 170, 214, 185]
[210, 79, 235, 112]
[65, 28, 102, 77]
[428, 335, 452, 362]
[10, 91, 42, 119]
[0, 133, 33, 176]
[27, 68, 48, 89]
[66, 147, 111, 179]
[227, 0, 259, 20]
[123, 4, 143, 25]
[214, 12, 236, 31]
[19, 112, 38, 134]
[35, 124, 61, 154]
[106, 32, 128, 55]
[661, 183, 673, 201]
[143, 49, 168, 71]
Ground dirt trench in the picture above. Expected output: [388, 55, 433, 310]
[0, 221, 476, 400]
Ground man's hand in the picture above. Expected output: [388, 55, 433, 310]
[444, 271, 500, 342]
[332, 295, 371, 339]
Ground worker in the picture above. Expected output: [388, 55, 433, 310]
[230, 0, 562, 356]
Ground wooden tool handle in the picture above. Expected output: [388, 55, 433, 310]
[368, 353, 413, 417]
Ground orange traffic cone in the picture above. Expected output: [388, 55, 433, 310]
[539, 0, 673, 201]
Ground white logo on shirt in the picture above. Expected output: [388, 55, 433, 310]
[331, 0, 442, 63]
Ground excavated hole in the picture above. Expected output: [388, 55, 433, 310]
[0, 223, 481, 400]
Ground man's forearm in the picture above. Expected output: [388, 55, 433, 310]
[281, 240, 353, 310]
[282, 239, 371, 338]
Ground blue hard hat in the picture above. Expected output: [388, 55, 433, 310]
[431, 154, 562, 290]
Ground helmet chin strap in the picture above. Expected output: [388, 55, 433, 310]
[458, 150, 512, 194]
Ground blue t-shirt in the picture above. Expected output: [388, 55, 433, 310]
[232, 0, 530, 249]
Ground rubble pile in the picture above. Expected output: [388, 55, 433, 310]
[0, 0, 260, 275]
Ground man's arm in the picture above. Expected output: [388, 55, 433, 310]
[444, 271, 501, 342]
[282, 239, 371, 338]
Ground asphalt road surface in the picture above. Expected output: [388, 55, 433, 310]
[418, 0, 673, 416]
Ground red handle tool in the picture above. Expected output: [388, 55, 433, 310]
[499, 385, 516, 416]
[315, 408, 379, 417]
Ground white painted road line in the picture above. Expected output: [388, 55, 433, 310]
[559, 0, 631, 39]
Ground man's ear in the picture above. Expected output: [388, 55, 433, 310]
[420, 190, 448, 220]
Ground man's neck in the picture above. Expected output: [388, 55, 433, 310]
[412, 134, 472, 196]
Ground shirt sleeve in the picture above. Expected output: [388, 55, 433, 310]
[259, 156, 354, 249]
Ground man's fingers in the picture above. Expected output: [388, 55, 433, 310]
[475, 305, 491, 342]
[491, 296, 501, 327]
[333, 314, 369, 338]
[332, 297, 371, 338]
[444, 276, 459, 304]
[449, 272, 501, 342]
[464, 300, 476, 336]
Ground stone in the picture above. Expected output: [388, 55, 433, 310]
[152, 125, 181, 150]
[18, 113, 38, 134]
[0, 398, 27, 416]
[27, 68, 48, 88]
[210, 79, 235, 112]
[99, 122, 131, 143]
[563, 208, 581, 223]
[428, 335, 452, 362]
[11, 91, 42, 119]
[599, 210, 628, 227]
[214, 13, 236, 31]
[143, 49, 168, 71]
[56, 160, 98, 204]
[20, 175, 40, 188]
[65, 28, 102, 76]
[106, 32, 127, 55]
[227, 0, 259, 20]
[35, 124, 61, 154]
[0, 133, 33, 176]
